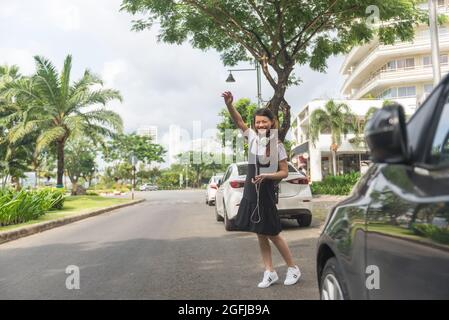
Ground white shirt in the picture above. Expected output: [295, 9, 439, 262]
[242, 128, 288, 161]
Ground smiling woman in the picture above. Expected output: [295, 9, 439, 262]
[222, 91, 301, 289]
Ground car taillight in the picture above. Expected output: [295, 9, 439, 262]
[230, 180, 245, 188]
[286, 177, 309, 185]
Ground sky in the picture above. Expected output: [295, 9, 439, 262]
[0, 0, 346, 168]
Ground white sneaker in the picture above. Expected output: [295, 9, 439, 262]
[284, 265, 301, 285]
[257, 270, 279, 288]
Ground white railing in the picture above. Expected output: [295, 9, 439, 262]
[356, 63, 449, 98]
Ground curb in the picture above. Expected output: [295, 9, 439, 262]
[0, 198, 145, 245]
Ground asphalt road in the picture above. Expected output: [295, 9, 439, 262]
[0, 190, 328, 300]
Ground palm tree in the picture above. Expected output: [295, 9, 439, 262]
[3, 55, 123, 187]
[309, 100, 356, 176]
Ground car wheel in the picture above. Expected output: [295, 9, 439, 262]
[206, 199, 209, 205]
[208, 199, 215, 206]
[296, 213, 312, 227]
[215, 203, 224, 222]
[223, 201, 235, 231]
[320, 257, 349, 300]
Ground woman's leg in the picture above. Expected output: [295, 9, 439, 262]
[257, 234, 274, 271]
[268, 234, 296, 267]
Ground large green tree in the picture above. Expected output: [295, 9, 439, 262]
[103, 133, 166, 165]
[2, 55, 123, 188]
[65, 137, 98, 194]
[121, 0, 424, 141]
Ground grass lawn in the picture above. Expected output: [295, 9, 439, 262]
[0, 195, 134, 232]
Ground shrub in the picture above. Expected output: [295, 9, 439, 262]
[311, 172, 361, 195]
[411, 223, 449, 245]
[0, 188, 66, 226]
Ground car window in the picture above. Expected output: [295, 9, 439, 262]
[237, 165, 248, 176]
[288, 164, 297, 172]
[429, 101, 449, 166]
[222, 167, 232, 182]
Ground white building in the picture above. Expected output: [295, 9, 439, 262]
[291, 100, 390, 182]
[341, 2, 449, 108]
[136, 126, 158, 143]
[291, 2, 449, 181]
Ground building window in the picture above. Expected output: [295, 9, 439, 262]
[423, 54, 448, 67]
[378, 86, 416, 99]
[398, 86, 416, 97]
[321, 156, 330, 178]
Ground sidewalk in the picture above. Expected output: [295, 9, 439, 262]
[0, 198, 145, 245]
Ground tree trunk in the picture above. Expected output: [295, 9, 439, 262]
[56, 140, 65, 188]
[265, 82, 291, 142]
[331, 150, 337, 176]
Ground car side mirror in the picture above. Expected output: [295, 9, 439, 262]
[365, 103, 409, 164]
[217, 179, 222, 187]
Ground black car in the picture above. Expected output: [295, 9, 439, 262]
[316, 75, 449, 300]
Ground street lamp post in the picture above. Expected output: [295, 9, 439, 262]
[429, 0, 441, 85]
[226, 59, 263, 108]
[130, 154, 137, 200]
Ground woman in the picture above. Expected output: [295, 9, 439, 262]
[221, 91, 301, 288]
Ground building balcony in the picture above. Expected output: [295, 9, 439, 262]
[351, 63, 449, 99]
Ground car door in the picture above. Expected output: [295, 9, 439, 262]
[365, 80, 449, 299]
[216, 166, 231, 216]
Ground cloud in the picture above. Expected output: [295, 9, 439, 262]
[0, 48, 35, 74]
[47, 0, 81, 31]
[102, 60, 129, 87]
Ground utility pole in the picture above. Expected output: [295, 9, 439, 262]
[429, 0, 441, 86]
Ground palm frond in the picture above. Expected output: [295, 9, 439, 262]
[36, 126, 66, 153]
[7, 120, 42, 143]
[309, 108, 330, 145]
[59, 55, 72, 109]
[77, 109, 123, 133]
[33, 55, 60, 107]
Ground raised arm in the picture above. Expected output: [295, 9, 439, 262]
[221, 91, 248, 133]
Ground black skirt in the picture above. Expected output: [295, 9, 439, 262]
[233, 159, 282, 236]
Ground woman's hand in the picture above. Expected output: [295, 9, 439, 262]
[221, 91, 234, 106]
[252, 173, 272, 185]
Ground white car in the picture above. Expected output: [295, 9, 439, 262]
[205, 174, 224, 206]
[139, 184, 158, 191]
[214, 162, 312, 230]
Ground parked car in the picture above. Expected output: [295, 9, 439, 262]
[316, 77, 449, 300]
[215, 161, 312, 230]
[139, 184, 158, 191]
[205, 174, 224, 206]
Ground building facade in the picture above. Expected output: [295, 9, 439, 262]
[291, 2, 449, 181]
[340, 1, 449, 109]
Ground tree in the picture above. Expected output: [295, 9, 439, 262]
[0, 64, 33, 189]
[176, 151, 228, 187]
[121, 0, 424, 141]
[309, 99, 356, 176]
[65, 138, 98, 194]
[2, 55, 123, 188]
[103, 133, 166, 166]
